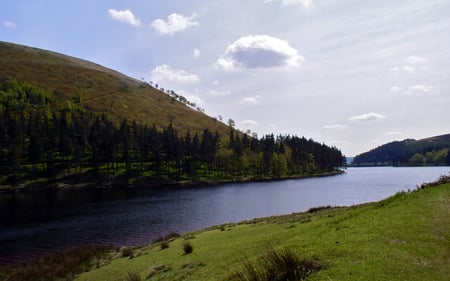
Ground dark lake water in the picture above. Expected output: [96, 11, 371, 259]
[0, 167, 448, 265]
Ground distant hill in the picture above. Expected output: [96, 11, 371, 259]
[0, 41, 229, 136]
[352, 134, 450, 166]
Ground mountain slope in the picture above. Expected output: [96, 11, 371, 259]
[352, 133, 450, 166]
[0, 41, 228, 136]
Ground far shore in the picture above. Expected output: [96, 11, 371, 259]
[0, 169, 345, 193]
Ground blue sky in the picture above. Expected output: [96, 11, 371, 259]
[1, 0, 450, 156]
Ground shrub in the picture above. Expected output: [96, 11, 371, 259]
[124, 271, 142, 281]
[160, 241, 169, 250]
[183, 241, 193, 254]
[121, 247, 134, 258]
[307, 205, 332, 213]
[230, 247, 321, 281]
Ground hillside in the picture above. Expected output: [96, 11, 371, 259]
[0, 41, 344, 190]
[0, 41, 229, 136]
[352, 134, 450, 166]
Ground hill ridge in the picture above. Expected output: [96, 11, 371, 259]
[0, 41, 229, 136]
[352, 133, 450, 166]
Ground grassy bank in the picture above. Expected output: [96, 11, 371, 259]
[2, 177, 448, 281]
[72, 177, 449, 281]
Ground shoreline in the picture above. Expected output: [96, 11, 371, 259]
[0, 169, 345, 193]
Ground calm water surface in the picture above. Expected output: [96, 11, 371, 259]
[0, 167, 448, 265]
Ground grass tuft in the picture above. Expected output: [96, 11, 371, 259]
[183, 241, 194, 255]
[124, 271, 141, 281]
[230, 247, 321, 281]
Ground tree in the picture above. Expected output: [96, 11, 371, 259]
[227, 118, 235, 128]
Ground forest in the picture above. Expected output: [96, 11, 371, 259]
[0, 80, 344, 187]
[352, 137, 450, 166]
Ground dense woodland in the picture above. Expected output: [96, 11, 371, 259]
[352, 137, 450, 166]
[0, 80, 344, 187]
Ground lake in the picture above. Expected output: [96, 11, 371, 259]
[0, 166, 448, 265]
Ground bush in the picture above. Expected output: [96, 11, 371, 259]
[121, 247, 134, 258]
[125, 271, 142, 281]
[160, 241, 169, 250]
[183, 241, 193, 254]
[230, 247, 321, 281]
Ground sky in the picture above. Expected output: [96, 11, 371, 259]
[1, 0, 449, 156]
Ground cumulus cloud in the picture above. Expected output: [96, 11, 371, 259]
[2, 20, 17, 29]
[389, 55, 428, 74]
[349, 112, 385, 121]
[391, 85, 432, 95]
[264, 0, 314, 7]
[239, 95, 261, 105]
[403, 84, 432, 95]
[321, 124, 348, 130]
[408, 84, 431, 93]
[193, 48, 200, 58]
[108, 9, 142, 27]
[216, 35, 303, 71]
[407, 56, 427, 65]
[151, 13, 198, 35]
[151, 64, 200, 84]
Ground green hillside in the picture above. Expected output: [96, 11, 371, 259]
[352, 134, 450, 166]
[0, 41, 344, 190]
[0, 41, 229, 136]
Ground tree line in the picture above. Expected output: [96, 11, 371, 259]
[0, 80, 344, 186]
[352, 137, 450, 166]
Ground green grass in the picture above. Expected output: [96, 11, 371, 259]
[73, 181, 450, 281]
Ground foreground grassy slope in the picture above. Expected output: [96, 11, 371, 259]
[76, 181, 450, 281]
[0, 41, 229, 136]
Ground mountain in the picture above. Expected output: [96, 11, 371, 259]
[352, 134, 450, 166]
[0, 41, 229, 136]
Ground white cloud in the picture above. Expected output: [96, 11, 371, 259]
[151, 13, 198, 35]
[389, 67, 400, 72]
[108, 9, 142, 27]
[389, 86, 402, 93]
[193, 48, 200, 58]
[240, 120, 258, 126]
[321, 124, 348, 130]
[216, 34, 303, 71]
[212, 80, 220, 86]
[239, 95, 261, 105]
[390, 85, 432, 95]
[390, 56, 429, 74]
[385, 131, 402, 136]
[264, 0, 314, 7]
[151, 64, 200, 84]
[349, 112, 385, 121]
[209, 90, 231, 96]
[408, 84, 432, 93]
[407, 56, 427, 65]
[403, 65, 415, 73]
[2, 20, 17, 29]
